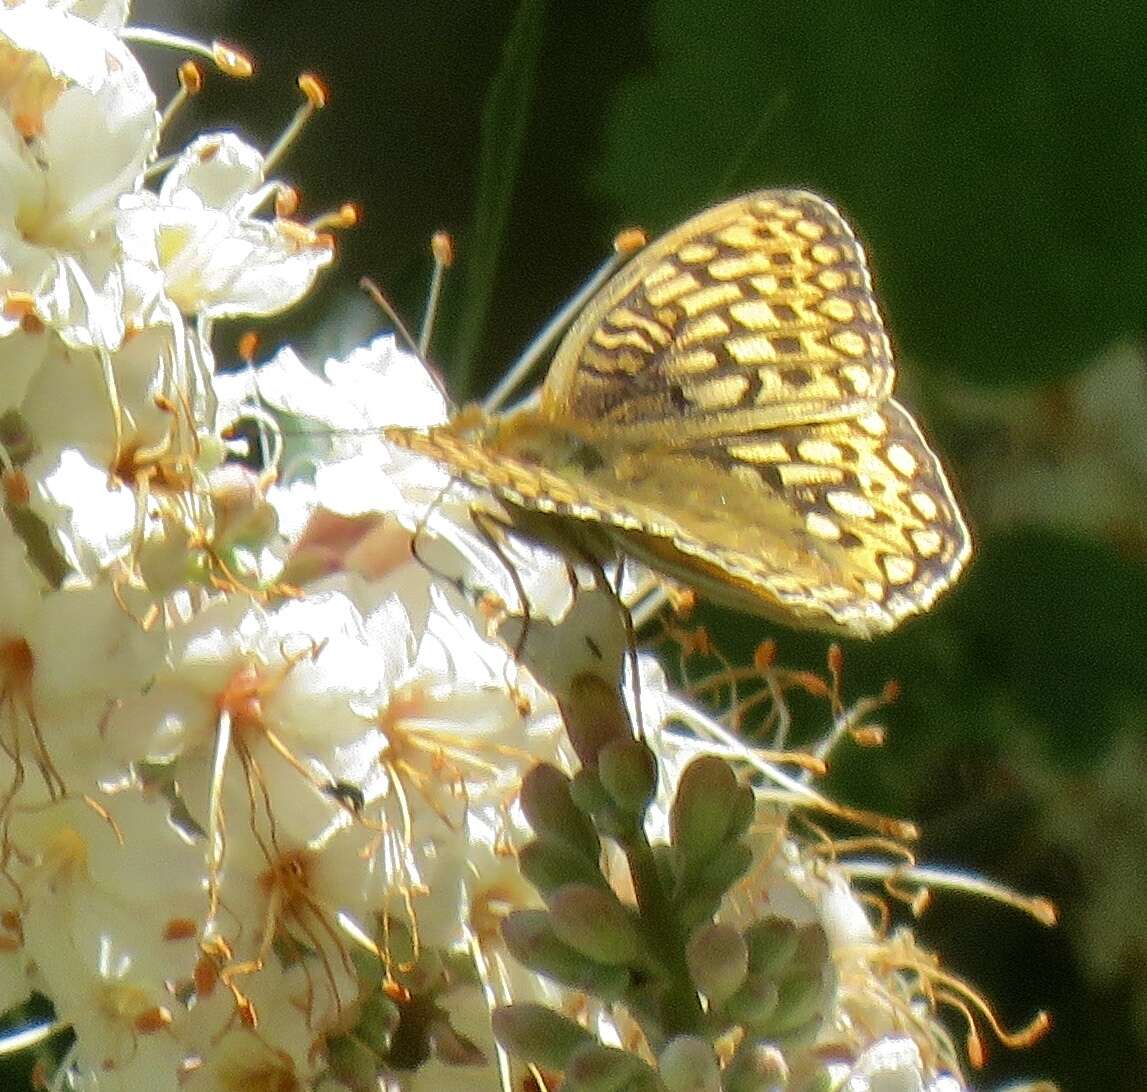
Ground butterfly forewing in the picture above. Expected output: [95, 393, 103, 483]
[385, 190, 971, 636]
[541, 191, 895, 440]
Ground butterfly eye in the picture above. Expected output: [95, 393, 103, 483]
[567, 439, 607, 473]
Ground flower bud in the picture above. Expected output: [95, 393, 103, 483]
[678, 841, 754, 928]
[548, 884, 645, 966]
[744, 917, 799, 977]
[502, 909, 630, 998]
[769, 967, 827, 1036]
[598, 738, 658, 817]
[521, 763, 601, 861]
[566, 1042, 663, 1092]
[724, 973, 780, 1028]
[686, 922, 748, 1005]
[560, 672, 633, 768]
[722, 1041, 789, 1092]
[519, 837, 606, 896]
[492, 1003, 595, 1070]
[658, 1036, 721, 1092]
[670, 755, 738, 866]
[570, 767, 614, 816]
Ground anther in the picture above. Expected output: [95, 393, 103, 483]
[307, 203, 360, 232]
[420, 230, 454, 355]
[827, 643, 844, 678]
[160, 61, 204, 130]
[163, 918, 199, 942]
[850, 725, 886, 747]
[3, 292, 38, 322]
[211, 40, 254, 78]
[179, 61, 203, 95]
[614, 227, 648, 256]
[263, 72, 328, 175]
[274, 185, 300, 219]
[753, 638, 778, 672]
[298, 72, 328, 108]
[238, 331, 260, 365]
[431, 230, 455, 269]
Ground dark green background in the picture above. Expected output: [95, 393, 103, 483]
[9, 2, 1147, 1088]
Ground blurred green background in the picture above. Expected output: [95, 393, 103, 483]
[12, 1, 1147, 1088]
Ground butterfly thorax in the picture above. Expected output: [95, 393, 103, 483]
[471, 408, 613, 480]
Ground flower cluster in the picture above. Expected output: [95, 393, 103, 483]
[0, 4, 1049, 1092]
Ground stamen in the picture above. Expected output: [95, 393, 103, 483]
[3, 292, 38, 323]
[839, 859, 1058, 926]
[159, 61, 203, 130]
[238, 331, 260, 365]
[483, 227, 649, 413]
[263, 73, 328, 176]
[274, 185, 300, 219]
[307, 202, 359, 233]
[419, 230, 455, 356]
[121, 29, 254, 77]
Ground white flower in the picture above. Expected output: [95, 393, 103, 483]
[8, 793, 205, 1084]
[214, 336, 452, 529]
[837, 1037, 967, 1092]
[0, 4, 157, 348]
[118, 131, 334, 321]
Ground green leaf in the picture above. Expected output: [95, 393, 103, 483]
[452, 0, 547, 390]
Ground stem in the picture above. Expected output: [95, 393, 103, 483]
[623, 825, 705, 1041]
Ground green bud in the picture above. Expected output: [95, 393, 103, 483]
[677, 842, 754, 928]
[789, 923, 830, 975]
[571, 768, 615, 816]
[492, 1003, 596, 1070]
[722, 1040, 788, 1092]
[658, 1036, 721, 1092]
[685, 923, 748, 1005]
[566, 1042, 666, 1092]
[723, 972, 780, 1027]
[326, 1033, 382, 1092]
[768, 968, 827, 1035]
[548, 884, 645, 966]
[561, 672, 634, 769]
[502, 909, 630, 997]
[519, 837, 606, 896]
[793, 1068, 834, 1092]
[521, 763, 601, 860]
[354, 989, 400, 1054]
[727, 783, 756, 841]
[598, 739, 658, 816]
[694, 839, 753, 896]
[744, 917, 799, 977]
[670, 756, 738, 865]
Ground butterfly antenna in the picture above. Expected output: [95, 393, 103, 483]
[418, 231, 454, 358]
[482, 226, 647, 414]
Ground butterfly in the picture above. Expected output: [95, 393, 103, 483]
[384, 191, 971, 637]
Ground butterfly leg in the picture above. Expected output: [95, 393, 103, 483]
[469, 505, 535, 662]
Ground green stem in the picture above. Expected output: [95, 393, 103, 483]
[624, 826, 705, 1042]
